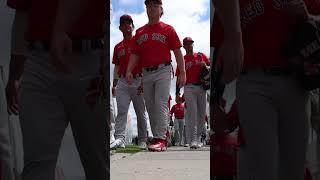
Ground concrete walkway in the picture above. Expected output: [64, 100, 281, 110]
[110, 146, 210, 180]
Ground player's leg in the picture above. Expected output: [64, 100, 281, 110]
[147, 65, 171, 151]
[142, 72, 156, 138]
[174, 118, 180, 145]
[277, 77, 309, 180]
[132, 78, 148, 148]
[0, 66, 14, 180]
[236, 73, 278, 180]
[197, 87, 207, 147]
[184, 85, 198, 148]
[67, 52, 108, 179]
[112, 78, 131, 148]
[18, 52, 68, 180]
[178, 119, 185, 146]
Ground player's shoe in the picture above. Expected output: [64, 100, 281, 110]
[197, 142, 203, 148]
[148, 138, 167, 152]
[110, 139, 125, 150]
[190, 141, 198, 149]
[184, 144, 189, 147]
[138, 142, 147, 150]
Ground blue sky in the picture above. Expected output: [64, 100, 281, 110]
[112, 0, 210, 22]
[110, 0, 211, 137]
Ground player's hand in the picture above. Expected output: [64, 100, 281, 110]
[5, 79, 19, 115]
[177, 72, 186, 88]
[126, 71, 133, 85]
[112, 86, 116, 97]
[217, 31, 244, 84]
[50, 29, 72, 73]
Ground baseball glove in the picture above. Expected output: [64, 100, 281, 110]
[283, 18, 320, 90]
[200, 65, 210, 90]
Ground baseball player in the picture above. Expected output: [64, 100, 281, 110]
[176, 37, 210, 149]
[126, 0, 186, 152]
[213, 0, 320, 180]
[170, 96, 185, 146]
[0, 2, 15, 180]
[6, 0, 108, 179]
[111, 14, 148, 150]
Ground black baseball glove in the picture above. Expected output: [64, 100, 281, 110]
[200, 65, 210, 90]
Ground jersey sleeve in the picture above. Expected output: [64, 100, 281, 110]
[168, 26, 182, 51]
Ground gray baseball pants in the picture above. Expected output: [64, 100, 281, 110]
[18, 49, 108, 180]
[184, 84, 207, 144]
[236, 69, 309, 180]
[174, 118, 185, 144]
[114, 77, 148, 143]
[0, 66, 15, 180]
[142, 64, 171, 140]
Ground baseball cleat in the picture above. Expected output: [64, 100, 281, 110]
[148, 138, 167, 152]
[110, 139, 125, 150]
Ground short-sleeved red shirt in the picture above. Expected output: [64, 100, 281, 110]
[131, 21, 182, 67]
[212, 0, 320, 68]
[176, 52, 210, 84]
[7, 0, 106, 41]
[112, 39, 142, 76]
[170, 103, 185, 119]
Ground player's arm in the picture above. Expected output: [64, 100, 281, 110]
[6, 8, 28, 115]
[112, 65, 119, 97]
[126, 54, 139, 84]
[175, 68, 181, 96]
[113, 65, 119, 87]
[127, 54, 139, 74]
[215, 0, 241, 38]
[214, 0, 244, 83]
[173, 48, 186, 88]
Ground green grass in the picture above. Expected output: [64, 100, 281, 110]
[115, 144, 143, 154]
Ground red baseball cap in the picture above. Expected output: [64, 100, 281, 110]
[145, 0, 162, 5]
[183, 37, 194, 45]
[120, 14, 133, 25]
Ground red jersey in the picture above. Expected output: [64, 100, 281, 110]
[170, 103, 185, 119]
[211, 134, 238, 176]
[131, 21, 182, 67]
[176, 52, 210, 84]
[7, 0, 106, 40]
[212, 0, 320, 68]
[112, 39, 142, 76]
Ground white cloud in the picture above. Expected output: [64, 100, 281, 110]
[110, 0, 210, 136]
[118, 0, 139, 6]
